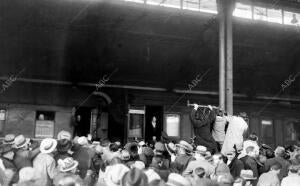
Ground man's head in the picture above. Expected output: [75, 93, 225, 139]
[274, 146, 285, 158]
[246, 146, 255, 157]
[270, 163, 282, 175]
[226, 151, 236, 162]
[288, 165, 299, 175]
[76, 115, 81, 122]
[213, 153, 224, 166]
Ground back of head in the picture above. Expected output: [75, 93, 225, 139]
[245, 146, 254, 155]
[248, 133, 258, 142]
[109, 143, 119, 152]
[274, 146, 285, 158]
[288, 165, 299, 174]
[194, 167, 205, 178]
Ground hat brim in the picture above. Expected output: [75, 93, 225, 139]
[40, 140, 57, 154]
[241, 176, 257, 180]
[60, 161, 79, 172]
[175, 144, 192, 152]
[3, 141, 14, 145]
[15, 138, 30, 149]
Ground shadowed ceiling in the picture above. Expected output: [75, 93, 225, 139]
[0, 0, 299, 100]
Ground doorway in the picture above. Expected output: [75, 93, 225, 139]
[74, 107, 91, 137]
[145, 106, 163, 143]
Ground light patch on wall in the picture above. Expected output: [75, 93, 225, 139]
[165, 114, 180, 137]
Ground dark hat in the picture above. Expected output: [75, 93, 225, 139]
[121, 168, 148, 186]
[155, 142, 165, 155]
[57, 139, 72, 153]
[143, 147, 154, 157]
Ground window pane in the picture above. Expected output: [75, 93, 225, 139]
[200, 0, 217, 14]
[233, 3, 252, 19]
[267, 8, 282, 24]
[183, 0, 200, 11]
[285, 120, 300, 143]
[165, 114, 180, 137]
[261, 120, 273, 138]
[147, 0, 181, 9]
[254, 6, 267, 21]
[283, 11, 300, 26]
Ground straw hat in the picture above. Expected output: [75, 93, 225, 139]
[40, 138, 57, 154]
[175, 140, 193, 152]
[58, 157, 79, 172]
[196, 145, 207, 155]
[121, 168, 148, 186]
[240, 170, 256, 180]
[166, 173, 190, 186]
[57, 130, 72, 141]
[77, 136, 88, 146]
[3, 134, 15, 145]
[13, 135, 30, 149]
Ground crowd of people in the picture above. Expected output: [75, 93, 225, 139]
[0, 106, 299, 186]
[0, 130, 299, 186]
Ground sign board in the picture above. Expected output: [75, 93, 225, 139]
[35, 120, 54, 138]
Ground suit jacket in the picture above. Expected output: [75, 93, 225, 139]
[72, 146, 96, 179]
[190, 109, 218, 153]
[240, 155, 258, 178]
[228, 157, 244, 178]
[13, 148, 40, 170]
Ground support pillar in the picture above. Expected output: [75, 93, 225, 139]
[218, 0, 235, 114]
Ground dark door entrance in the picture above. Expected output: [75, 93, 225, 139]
[145, 106, 163, 143]
[74, 107, 91, 137]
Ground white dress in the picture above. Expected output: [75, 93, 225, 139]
[221, 116, 248, 155]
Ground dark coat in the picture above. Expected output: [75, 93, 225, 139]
[72, 146, 96, 179]
[190, 109, 218, 153]
[170, 154, 195, 174]
[264, 157, 291, 181]
[54, 152, 72, 162]
[13, 148, 40, 170]
[228, 157, 244, 178]
[240, 155, 258, 178]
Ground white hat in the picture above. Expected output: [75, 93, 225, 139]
[138, 141, 145, 146]
[240, 170, 257, 180]
[131, 161, 145, 170]
[144, 169, 161, 183]
[13, 135, 30, 149]
[58, 157, 79, 172]
[104, 164, 130, 186]
[175, 140, 193, 152]
[19, 167, 35, 182]
[196, 145, 207, 154]
[57, 130, 72, 141]
[77, 136, 88, 146]
[40, 138, 57, 154]
[167, 173, 191, 186]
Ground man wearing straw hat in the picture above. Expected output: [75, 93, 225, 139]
[171, 140, 195, 174]
[33, 138, 57, 186]
[13, 135, 40, 170]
